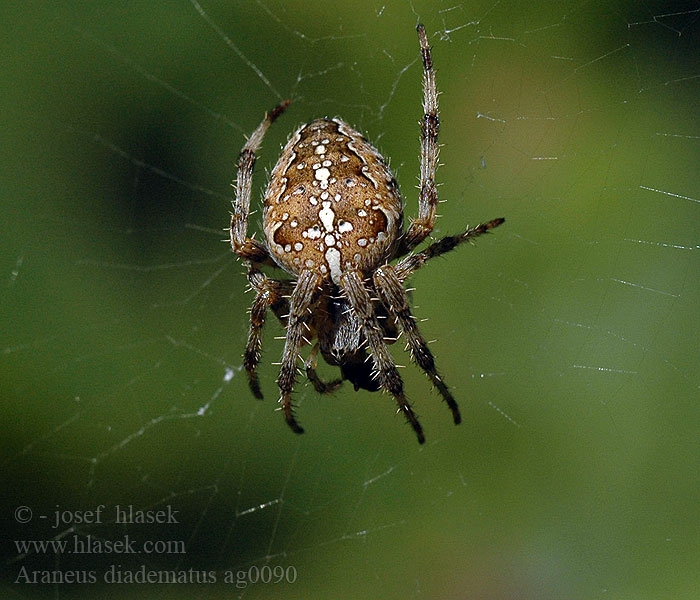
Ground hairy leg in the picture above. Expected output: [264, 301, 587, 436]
[305, 343, 342, 394]
[373, 264, 460, 424]
[230, 100, 290, 264]
[395, 218, 505, 282]
[277, 270, 322, 434]
[244, 266, 292, 399]
[340, 270, 425, 444]
[397, 24, 440, 256]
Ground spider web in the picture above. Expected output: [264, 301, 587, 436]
[2, 1, 699, 598]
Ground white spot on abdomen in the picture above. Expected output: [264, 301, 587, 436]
[319, 201, 335, 232]
[315, 167, 331, 189]
[305, 225, 322, 240]
[325, 247, 342, 284]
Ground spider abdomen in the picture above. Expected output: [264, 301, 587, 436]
[263, 118, 403, 284]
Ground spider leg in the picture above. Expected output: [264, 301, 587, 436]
[245, 289, 268, 400]
[231, 100, 290, 265]
[397, 24, 440, 256]
[394, 218, 505, 282]
[340, 270, 425, 444]
[373, 265, 461, 425]
[305, 343, 343, 394]
[244, 265, 292, 399]
[277, 270, 322, 435]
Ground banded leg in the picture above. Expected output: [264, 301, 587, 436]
[244, 266, 292, 399]
[395, 218, 505, 283]
[305, 344, 342, 394]
[398, 24, 440, 256]
[340, 270, 425, 444]
[373, 264, 460, 424]
[230, 100, 290, 264]
[277, 270, 322, 434]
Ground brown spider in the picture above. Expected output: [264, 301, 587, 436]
[229, 24, 504, 443]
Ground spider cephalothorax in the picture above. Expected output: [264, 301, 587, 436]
[229, 24, 504, 443]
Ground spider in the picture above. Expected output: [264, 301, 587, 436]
[229, 24, 504, 444]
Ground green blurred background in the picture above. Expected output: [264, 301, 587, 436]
[2, 1, 699, 598]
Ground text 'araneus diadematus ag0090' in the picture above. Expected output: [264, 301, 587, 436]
[229, 24, 504, 444]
